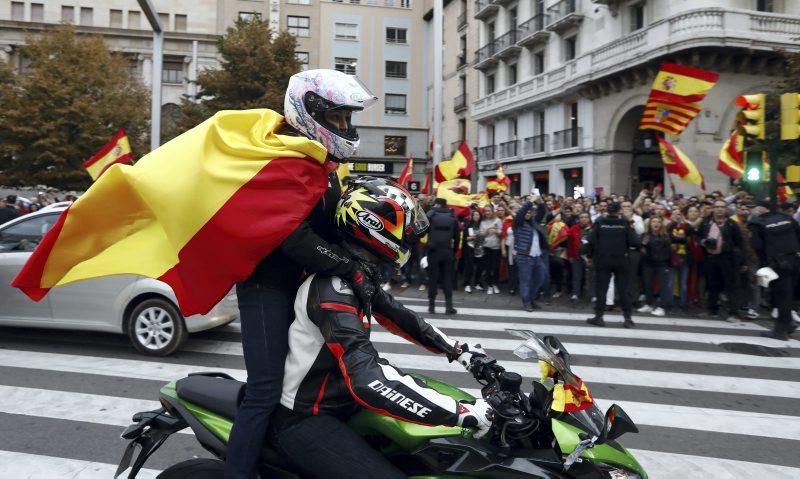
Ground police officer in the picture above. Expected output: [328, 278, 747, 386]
[426, 198, 460, 314]
[748, 200, 800, 340]
[586, 201, 640, 328]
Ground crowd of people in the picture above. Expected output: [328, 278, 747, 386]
[386, 186, 800, 338]
[0, 192, 77, 222]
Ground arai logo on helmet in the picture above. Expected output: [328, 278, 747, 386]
[356, 210, 383, 231]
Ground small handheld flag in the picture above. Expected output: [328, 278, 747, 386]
[83, 129, 134, 181]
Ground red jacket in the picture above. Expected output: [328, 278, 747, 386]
[567, 224, 584, 260]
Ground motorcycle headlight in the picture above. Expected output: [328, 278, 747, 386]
[603, 467, 640, 479]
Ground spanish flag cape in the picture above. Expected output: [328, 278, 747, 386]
[13, 109, 330, 316]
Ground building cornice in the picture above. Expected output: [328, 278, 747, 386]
[0, 20, 220, 43]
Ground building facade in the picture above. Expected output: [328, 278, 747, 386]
[470, 0, 800, 197]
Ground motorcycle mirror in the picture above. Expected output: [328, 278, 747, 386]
[599, 404, 638, 444]
[542, 335, 571, 368]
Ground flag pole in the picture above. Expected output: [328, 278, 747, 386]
[432, 0, 443, 179]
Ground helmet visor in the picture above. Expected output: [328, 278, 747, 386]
[347, 76, 378, 109]
[410, 201, 430, 238]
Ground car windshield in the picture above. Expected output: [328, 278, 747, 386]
[507, 329, 605, 437]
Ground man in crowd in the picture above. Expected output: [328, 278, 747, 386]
[749, 200, 800, 340]
[0, 195, 20, 224]
[426, 197, 460, 314]
[514, 195, 549, 312]
[586, 201, 639, 328]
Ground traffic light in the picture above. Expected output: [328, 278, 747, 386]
[736, 94, 765, 140]
[744, 151, 763, 183]
[780, 93, 800, 140]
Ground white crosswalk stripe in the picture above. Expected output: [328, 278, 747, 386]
[0, 301, 798, 479]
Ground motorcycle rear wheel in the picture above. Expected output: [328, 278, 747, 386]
[156, 458, 225, 478]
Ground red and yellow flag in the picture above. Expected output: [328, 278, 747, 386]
[83, 129, 134, 181]
[435, 140, 474, 182]
[657, 136, 705, 189]
[13, 109, 329, 316]
[547, 219, 569, 250]
[640, 63, 718, 136]
[717, 130, 744, 180]
[551, 381, 594, 413]
[421, 168, 432, 194]
[436, 178, 476, 218]
[397, 156, 413, 186]
[486, 164, 511, 194]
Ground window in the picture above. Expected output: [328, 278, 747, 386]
[335, 22, 358, 40]
[110, 9, 123, 28]
[31, 3, 43, 22]
[80, 7, 93, 26]
[288, 0, 312, 4]
[535, 111, 545, 137]
[509, 118, 517, 139]
[533, 50, 545, 74]
[288, 16, 310, 36]
[295, 51, 309, 71]
[334, 57, 357, 75]
[508, 63, 517, 86]
[386, 27, 407, 44]
[0, 214, 59, 252]
[385, 94, 407, 115]
[162, 62, 184, 84]
[487, 22, 495, 41]
[175, 14, 187, 32]
[238, 11, 262, 21]
[486, 73, 495, 95]
[400, 0, 411, 7]
[61, 5, 75, 23]
[458, 118, 466, 140]
[385, 61, 407, 79]
[158, 12, 169, 29]
[756, 0, 775, 12]
[384, 136, 407, 156]
[508, 7, 517, 29]
[564, 35, 576, 61]
[568, 102, 578, 147]
[535, 0, 544, 15]
[629, 2, 645, 32]
[128, 10, 140, 28]
[11, 2, 24, 21]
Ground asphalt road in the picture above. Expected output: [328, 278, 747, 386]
[0, 289, 798, 478]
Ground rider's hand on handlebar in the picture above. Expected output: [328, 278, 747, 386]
[343, 266, 377, 318]
[457, 399, 493, 439]
[449, 342, 487, 371]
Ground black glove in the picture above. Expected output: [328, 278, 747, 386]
[343, 264, 378, 318]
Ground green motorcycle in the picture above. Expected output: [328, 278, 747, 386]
[115, 329, 647, 478]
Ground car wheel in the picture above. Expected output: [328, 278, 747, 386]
[126, 298, 188, 356]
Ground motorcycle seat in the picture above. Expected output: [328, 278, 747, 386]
[176, 375, 245, 420]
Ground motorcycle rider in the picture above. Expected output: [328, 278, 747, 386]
[226, 70, 383, 479]
[267, 177, 493, 479]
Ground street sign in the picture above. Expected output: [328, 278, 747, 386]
[407, 181, 420, 192]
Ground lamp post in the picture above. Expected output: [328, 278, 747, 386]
[137, 0, 163, 151]
[432, 0, 443, 176]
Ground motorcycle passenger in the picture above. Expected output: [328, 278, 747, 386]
[226, 70, 383, 479]
[267, 177, 493, 479]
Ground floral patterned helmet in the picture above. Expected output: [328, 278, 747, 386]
[335, 177, 430, 268]
[284, 69, 377, 160]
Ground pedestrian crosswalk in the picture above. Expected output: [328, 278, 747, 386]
[0, 300, 798, 478]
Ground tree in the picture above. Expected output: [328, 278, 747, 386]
[165, 18, 301, 140]
[0, 26, 150, 190]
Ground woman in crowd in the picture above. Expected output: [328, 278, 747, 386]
[638, 216, 673, 317]
[462, 209, 484, 293]
[668, 208, 693, 313]
[479, 207, 502, 295]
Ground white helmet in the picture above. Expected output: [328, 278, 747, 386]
[284, 69, 377, 161]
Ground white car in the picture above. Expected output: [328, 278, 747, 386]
[0, 204, 238, 356]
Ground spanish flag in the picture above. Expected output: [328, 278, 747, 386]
[83, 129, 134, 181]
[640, 63, 718, 136]
[486, 164, 511, 194]
[436, 178, 474, 218]
[435, 140, 474, 182]
[547, 219, 569, 251]
[397, 156, 413, 186]
[13, 109, 329, 315]
[657, 135, 705, 189]
[717, 130, 744, 180]
[551, 380, 594, 414]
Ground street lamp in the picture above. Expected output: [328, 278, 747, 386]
[137, 0, 163, 151]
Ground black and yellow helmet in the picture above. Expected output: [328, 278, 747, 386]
[335, 177, 429, 268]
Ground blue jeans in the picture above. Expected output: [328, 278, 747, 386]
[642, 264, 673, 309]
[225, 281, 295, 479]
[517, 255, 547, 308]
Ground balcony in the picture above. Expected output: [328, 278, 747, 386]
[553, 127, 582, 150]
[546, 0, 583, 33]
[473, 8, 800, 122]
[474, 0, 499, 20]
[456, 50, 468, 69]
[474, 41, 499, 70]
[477, 145, 496, 162]
[457, 11, 467, 30]
[523, 134, 548, 155]
[454, 93, 467, 113]
[499, 140, 520, 158]
[494, 29, 523, 60]
[517, 14, 550, 48]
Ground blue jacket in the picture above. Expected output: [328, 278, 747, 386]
[513, 202, 549, 256]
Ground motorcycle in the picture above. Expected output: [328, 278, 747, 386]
[116, 329, 647, 478]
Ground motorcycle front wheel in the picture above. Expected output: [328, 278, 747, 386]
[156, 458, 225, 478]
